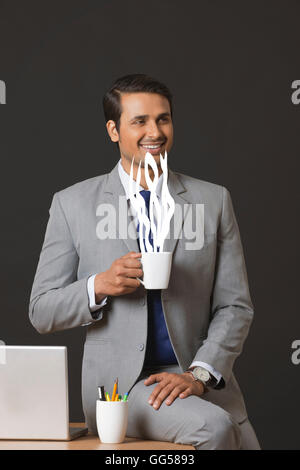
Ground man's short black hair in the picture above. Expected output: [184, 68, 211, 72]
[102, 74, 173, 133]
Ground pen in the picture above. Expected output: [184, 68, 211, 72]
[106, 392, 110, 401]
[122, 393, 128, 402]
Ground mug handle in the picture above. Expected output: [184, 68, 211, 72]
[136, 277, 145, 287]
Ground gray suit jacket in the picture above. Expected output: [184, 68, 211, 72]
[29, 161, 254, 433]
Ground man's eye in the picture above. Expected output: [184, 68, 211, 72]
[134, 120, 144, 125]
[159, 117, 169, 122]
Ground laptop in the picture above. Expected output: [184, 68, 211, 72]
[0, 345, 88, 440]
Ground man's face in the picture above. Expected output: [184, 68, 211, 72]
[108, 92, 174, 171]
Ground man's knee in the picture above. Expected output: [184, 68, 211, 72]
[194, 407, 242, 450]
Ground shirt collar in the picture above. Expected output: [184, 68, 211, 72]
[118, 159, 163, 200]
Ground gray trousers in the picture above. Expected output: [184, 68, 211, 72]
[126, 364, 261, 450]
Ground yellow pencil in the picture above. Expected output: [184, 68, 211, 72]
[114, 394, 119, 402]
[106, 392, 110, 401]
[111, 378, 118, 402]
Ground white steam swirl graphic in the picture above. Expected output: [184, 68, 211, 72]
[128, 151, 175, 252]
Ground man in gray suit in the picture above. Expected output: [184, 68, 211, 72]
[29, 74, 260, 450]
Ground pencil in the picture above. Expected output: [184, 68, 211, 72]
[122, 393, 128, 402]
[106, 392, 110, 401]
[111, 378, 118, 402]
[115, 394, 119, 402]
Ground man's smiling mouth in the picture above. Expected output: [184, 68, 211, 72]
[139, 142, 165, 152]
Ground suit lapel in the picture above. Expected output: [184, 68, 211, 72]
[101, 162, 140, 253]
[162, 168, 191, 254]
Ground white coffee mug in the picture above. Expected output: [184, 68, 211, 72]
[137, 251, 172, 289]
[96, 400, 128, 444]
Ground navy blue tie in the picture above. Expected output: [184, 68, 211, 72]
[136, 190, 153, 248]
[137, 190, 178, 367]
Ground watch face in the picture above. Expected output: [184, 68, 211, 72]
[194, 367, 210, 383]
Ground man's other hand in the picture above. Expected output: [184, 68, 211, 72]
[144, 372, 205, 410]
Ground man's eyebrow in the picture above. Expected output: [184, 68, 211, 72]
[129, 112, 171, 122]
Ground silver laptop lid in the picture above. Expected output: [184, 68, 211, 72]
[0, 346, 70, 440]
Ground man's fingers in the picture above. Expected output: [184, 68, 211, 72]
[123, 268, 143, 278]
[179, 387, 192, 399]
[121, 276, 141, 288]
[120, 253, 142, 271]
[122, 251, 142, 260]
[150, 384, 175, 409]
[123, 258, 143, 269]
[144, 373, 164, 385]
[148, 383, 187, 410]
[169, 385, 192, 403]
[116, 264, 142, 278]
[164, 384, 188, 405]
[121, 251, 136, 258]
[144, 376, 155, 385]
[146, 382, 166, 405]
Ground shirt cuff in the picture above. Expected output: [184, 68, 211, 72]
[188, 361, 223, 386]
[87, 274, 108, 312]
[81, 275, 108, 327]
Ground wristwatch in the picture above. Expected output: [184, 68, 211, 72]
[186, 366, 217, 391]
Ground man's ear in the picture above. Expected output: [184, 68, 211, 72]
[106, 120, 119, 143]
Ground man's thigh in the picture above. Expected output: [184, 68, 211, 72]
[127, 364, 241, 450]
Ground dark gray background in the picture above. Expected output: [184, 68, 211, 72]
[0, 0, 299, 450]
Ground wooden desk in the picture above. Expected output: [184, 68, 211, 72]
[0, 423, 195, 450]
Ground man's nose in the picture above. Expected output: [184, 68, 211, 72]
[145, 121, 163, 139]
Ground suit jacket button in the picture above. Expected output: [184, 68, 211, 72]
[138, 344, 144, 351]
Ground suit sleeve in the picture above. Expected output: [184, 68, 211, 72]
[191, 186, 254, 386]
[29, 192, 104, 334]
